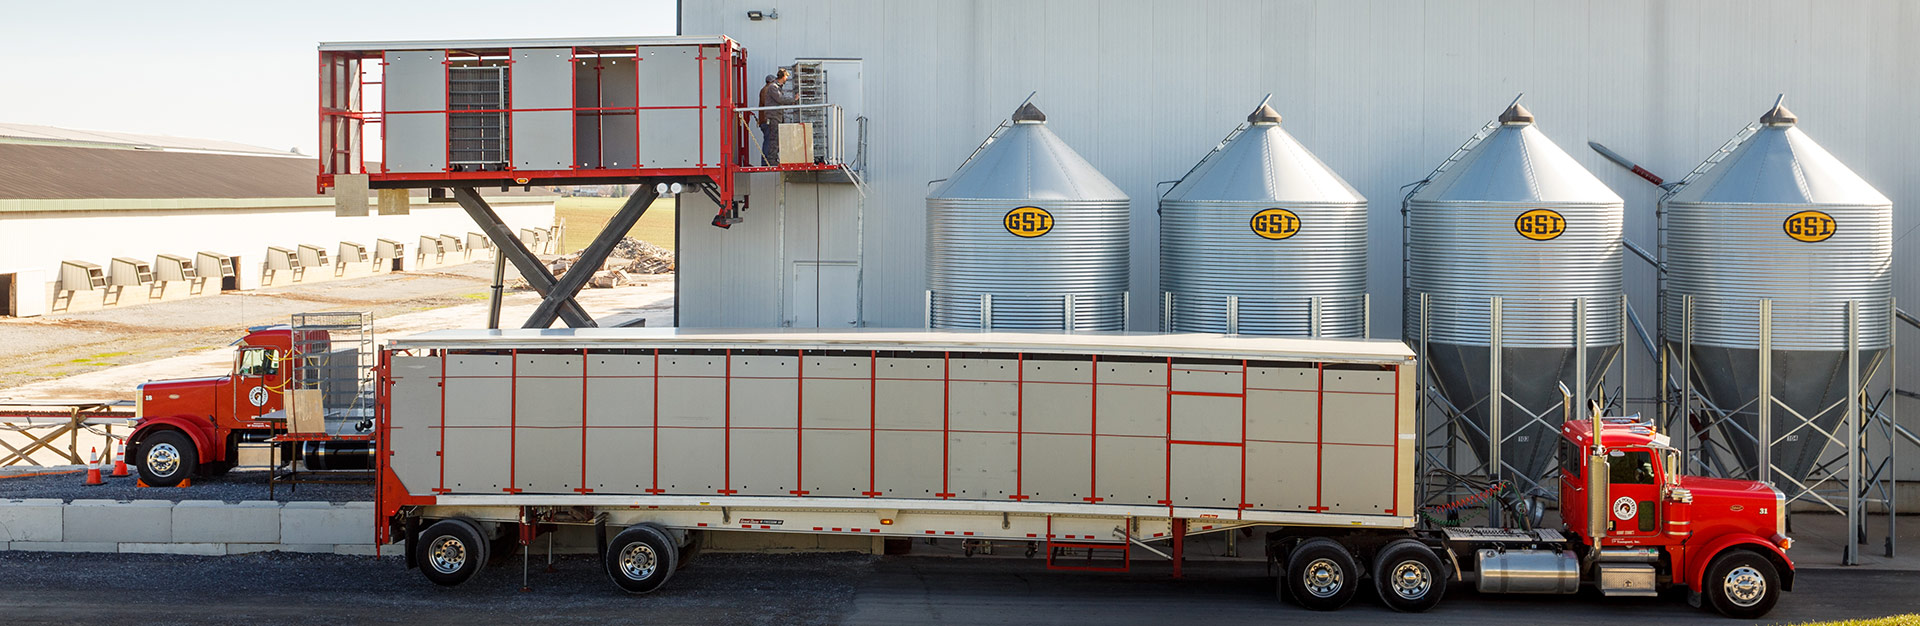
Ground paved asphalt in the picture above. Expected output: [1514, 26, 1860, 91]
[0, 550, 1908, 625]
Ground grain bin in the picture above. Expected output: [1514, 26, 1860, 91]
[1160, 103, 1368, 336]
[926, 102, 1130, 330]
[1663, 103, 1893, 484]
[1404, 102, 1624, 493]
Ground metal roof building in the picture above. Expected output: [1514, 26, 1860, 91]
[672, 1, 1916, 484]
[0, 125, 554, 317]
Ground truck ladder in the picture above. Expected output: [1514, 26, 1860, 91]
[1043, 516, 1131, 572]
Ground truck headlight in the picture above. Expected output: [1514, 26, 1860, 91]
[134, 385, 146, 418]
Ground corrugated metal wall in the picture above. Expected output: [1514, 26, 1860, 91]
[680, 0, 1917, 432]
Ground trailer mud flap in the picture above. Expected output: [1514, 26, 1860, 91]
[403, 516, 420, 570]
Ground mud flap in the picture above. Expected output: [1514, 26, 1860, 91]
[403, 516, 420, 570]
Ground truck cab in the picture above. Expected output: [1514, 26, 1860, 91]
[127, 326, 328, 486]
[1557, 416, 1793, 618]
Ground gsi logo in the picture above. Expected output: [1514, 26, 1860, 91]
[1250, 208, 1302, 240]
[1004, 206, 1053, 238]
[1783, 210, 1836, 242]
[1515, 209, 1566, 241]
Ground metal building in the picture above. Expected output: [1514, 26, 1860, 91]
[1159, 102, 1368, 337]
[925, 102, 1130, 331]
[674, 1, 1917, 495]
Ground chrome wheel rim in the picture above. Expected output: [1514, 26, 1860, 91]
[1723, 565, 1766, 607]
[146, 443, 180, 476]
[620, 543, 659, 581]
[428, 536, 467, 574]
[1389, 560, 1432, 600]
[1303, 558, 1344, 598]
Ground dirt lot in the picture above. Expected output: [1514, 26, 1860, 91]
[0, 260, 675, 400]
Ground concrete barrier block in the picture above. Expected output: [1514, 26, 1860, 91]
[227, 543, 336, 554]
[64, 499, 172, 543]
[172, 500, 280, 544]
[9, 541, 118, 553]
[0, 498, 65, 542]
[121, 542, 228, 556]
[280, 501, 375, 545]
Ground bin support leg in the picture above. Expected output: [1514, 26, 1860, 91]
[1171, 518, 1186, 579]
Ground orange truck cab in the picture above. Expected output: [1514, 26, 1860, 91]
[127, 325, 347, 486]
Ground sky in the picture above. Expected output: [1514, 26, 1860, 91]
[0, 0, 677, 155]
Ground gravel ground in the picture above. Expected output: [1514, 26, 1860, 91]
[0, 548, 1912, 625]
[0, 468, 370, 503]
[0, 550, 868, 625]
[0, 264, 503, 391]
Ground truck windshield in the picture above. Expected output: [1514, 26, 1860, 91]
[238, 348, 280, 377]
[1608, 449, 1656, 484]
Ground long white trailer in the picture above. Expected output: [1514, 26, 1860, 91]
[371, 329, 1796, 618]
[375, 329, 1415, 589]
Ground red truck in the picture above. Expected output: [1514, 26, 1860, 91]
[127, 324, 374, 486]
[369, 330, 1792, 618]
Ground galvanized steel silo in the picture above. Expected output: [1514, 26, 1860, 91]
[1160, 104, 1368, 336]
[1404, 102, 1624, 489]
[927, 102, 1131, 330]
[1663, 103, 1893, 484]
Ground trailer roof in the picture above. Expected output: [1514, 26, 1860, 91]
[387, 329, 1415, 364]
[318, 35, 731, 52]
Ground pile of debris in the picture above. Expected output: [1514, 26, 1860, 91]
[544, 238, 675, 288]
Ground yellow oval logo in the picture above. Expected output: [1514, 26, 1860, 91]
[1515, 209, 1566, 241]
[1783, 210, 1836, 242]
[1004, 206, 1053, 238]
[1250, 208, 1302, 240]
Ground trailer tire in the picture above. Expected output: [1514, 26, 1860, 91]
[1283, 537, 1359, 611]
[605, 524, 678, 594]
[135, 430, 196, 487]
[417, 519, 488, 587]
[1703, 548, 1780, 619]
[1373, 539, 1446, 612]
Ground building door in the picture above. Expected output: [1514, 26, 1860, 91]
[789, 261, 858, 328]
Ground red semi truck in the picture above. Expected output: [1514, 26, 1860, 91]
[127, 324, 375, 486]
[369, 329, 1792, 618]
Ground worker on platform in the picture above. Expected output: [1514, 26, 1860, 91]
[758, 69, 797, 166]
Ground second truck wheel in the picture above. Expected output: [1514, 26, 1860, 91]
[417, 519, 489, 587]
[604, 524, 679, 594]
[1284, 537, 1358, 611]
[1373, 539, 1447, 612]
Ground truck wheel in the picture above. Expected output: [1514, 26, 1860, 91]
[604, 524, 678, 594]
[417, 519, 488, 587]
[1284, 537, 1359, 611]
[136, 431, 196, 487]
[1704, 549, 1781, 619]
[1373, 539, 1447, 613]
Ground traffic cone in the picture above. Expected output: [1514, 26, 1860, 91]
[83, 447, 104, 486]
[110, 441, 129, 477]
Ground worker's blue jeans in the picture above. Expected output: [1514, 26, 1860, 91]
[760, 123, 779, 166]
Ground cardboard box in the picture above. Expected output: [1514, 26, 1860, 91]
[778, 123, 814, 165]
[288, 389, 325, 436]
